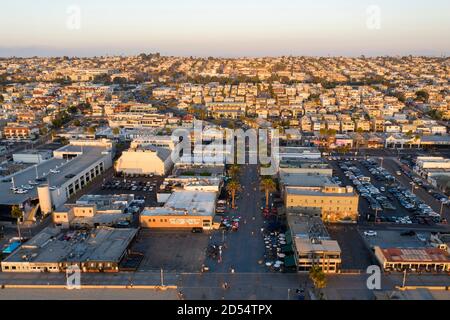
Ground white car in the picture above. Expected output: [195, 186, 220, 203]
[364, 231, 377, 237]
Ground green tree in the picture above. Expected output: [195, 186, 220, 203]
[260, 177, 277, 207]
[309, 265, 327, 299]
[228, 165, 241, 180]
[11, 205, 23, 240]
[67, 106, 78, 114]
[112, 127, 120, 135]
[327, 129, 337, 137]
[415, 90, 429, 103]
[226, 180, 242, 209]
[87, 126, 96, 135]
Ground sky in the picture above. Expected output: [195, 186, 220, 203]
[0, 0, 449, 57]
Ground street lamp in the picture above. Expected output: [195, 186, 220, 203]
[402, 269, 408, 288]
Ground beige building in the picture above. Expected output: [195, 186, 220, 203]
[140, 191, 217, 230]
[375, 247, 450, 273]
[285, 185, 359, 222]
[288, 213, 342, 273]
[115, 146, 172, 176]
[53, 194, 134, 228]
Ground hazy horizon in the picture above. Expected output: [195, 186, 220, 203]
[1, 0, 449, 58]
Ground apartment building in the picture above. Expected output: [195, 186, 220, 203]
[288, 213, 342, 273]
[3, 123, 39, 140]
[285, 185, 359, 222]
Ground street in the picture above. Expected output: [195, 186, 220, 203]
[206, 164, 267, 273]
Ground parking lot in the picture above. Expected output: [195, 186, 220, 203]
[131, 229, 210, 272]
[327, 224, 375, 270]
[327, 157, 446, 226]
[360, 229, 432, 250]
[63, 165, 164, 207]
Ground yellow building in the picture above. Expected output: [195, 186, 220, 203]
[285, 185, 359, 222]
[140, 191, 217, 230]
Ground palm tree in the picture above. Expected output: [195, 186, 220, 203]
[260, 177, 277, 207]
[309, 265, 327, 299]
[228, 165, 241, 180]
[11, 205, 23, 241]
[226, 180, 242, 209]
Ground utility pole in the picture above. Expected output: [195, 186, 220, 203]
[160, 268, 165, 287]
[402, 269, 407, 288]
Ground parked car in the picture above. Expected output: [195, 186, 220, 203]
[364, 230, 377, 237]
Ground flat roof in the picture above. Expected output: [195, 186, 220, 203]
[0, 145, 111, 205]
[279, 159, 332, 169]
[294, 237, 341, 254]
[142, 191, 216, 217]
[286, 186, 356, 197]
[2, 227, 137, 264]
[281, 173, 333, 187]
[378, 247, 450, 264]
[287, 213, 330, 240]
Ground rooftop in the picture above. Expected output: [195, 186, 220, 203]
[294, 237, 341, 254]
[378, 247, 450, 263]
[142, 190, 216, 217]
[280, 172, 333, 188]
[287, 213, 330, 240]
[0, 144, 112, 205]
[286, 186, 356, 197]
[2, 227, 137, 264]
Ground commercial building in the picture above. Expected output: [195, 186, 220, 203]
[115, 146, 173, 176]
[140, 191, 217, 230]
[374, 247, 450, 273]
[279, 159, 333, 176]
[12, 150, 53, 164]
[108, 112, 175, 129]
[0, 139, 114, 221]
[53, 194, 135, 228]
[278, 147, 322, 161]
[414, 157, 450, 187]
[285, 185, 359, 222]
[288, 213, 342, 273]
[130, 135, 176, 150]
[1, 227, 138, 273]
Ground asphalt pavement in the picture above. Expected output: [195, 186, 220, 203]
[206, 164, 267, 273]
